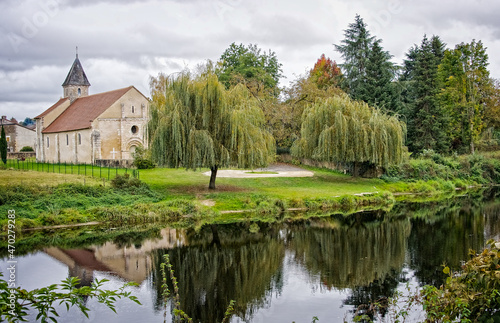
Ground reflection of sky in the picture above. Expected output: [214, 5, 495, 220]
[2, 251, 360, 323]
[0, 253, 167, 323]
[238, 251, 349, 323]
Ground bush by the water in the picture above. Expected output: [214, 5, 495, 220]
[421, 239, 500, 321]
[384, 151, 500, 186]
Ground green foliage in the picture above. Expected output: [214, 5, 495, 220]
[438, 40, 492, 154]
[148, 70, 275, 189]
[160, 254, 236, 323]
[110, 173, 142, 189]
[0, 182, 161, 230]
[386, 152, 500, 186]
[0, 273, 140, 322]
[216, 42, 283, 97]
[334, 14, 375, 100]
[280, 74, 345, 150]
[132, 146, 156, 169]
[0, 125, 7, 164]
[19, 146, 34, 152]
[291, 94, 406, 172]
[421, 239, 500, 321]
[401, 35, 449, 154]
[359, 39, 398, 111]
[334, 15, 398, 112]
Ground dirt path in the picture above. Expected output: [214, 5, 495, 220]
[202, 163, 314, 178]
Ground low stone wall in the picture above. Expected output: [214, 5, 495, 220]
[7, 152, 36, 160]
[94, 159, 134, 168]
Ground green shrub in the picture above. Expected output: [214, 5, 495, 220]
[422, 240, 500, 321]
[19, 146, 34, 152]
[132, 146, 156, 169]
[110, 174, 142, 189]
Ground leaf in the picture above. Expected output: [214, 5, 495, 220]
[443, 266, 450, 275]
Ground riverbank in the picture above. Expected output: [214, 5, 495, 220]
[1, 153, 498, 233]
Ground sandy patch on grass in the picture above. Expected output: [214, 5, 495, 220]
[202, 164, 314, 178]
[200, 199, 216, 206]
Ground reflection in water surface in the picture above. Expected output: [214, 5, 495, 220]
[2, 189, 500, 322]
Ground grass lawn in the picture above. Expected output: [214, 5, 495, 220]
[138, 166, 390, 210]
[0, 169, 103, 187]
[1, 165, 390, 212]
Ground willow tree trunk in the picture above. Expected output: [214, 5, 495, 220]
[209, 166, 218, 190]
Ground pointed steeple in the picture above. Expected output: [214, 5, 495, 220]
[62, 49, 90, 102]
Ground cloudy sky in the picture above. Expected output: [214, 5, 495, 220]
[0, 0, 499, 120]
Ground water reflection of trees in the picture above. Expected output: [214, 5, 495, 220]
[150, 223, 285, 323]
[407, 197, 486, 286]
[288, 212, 411, 290]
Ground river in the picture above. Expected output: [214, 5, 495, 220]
[2, 188, 500, 322]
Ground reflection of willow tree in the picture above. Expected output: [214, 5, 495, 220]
[407, 196, 486, 286]
[289, 211, 411, 289]
[150, 223, 285, 323]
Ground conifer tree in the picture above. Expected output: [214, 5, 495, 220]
[0, 125, 7, 164]
[335, 15, 397, 111]
[360, 39, 397, 111]
[402, 35, 448, 153]
[335, 14, 374, 100]
[148, 71, 275, 189]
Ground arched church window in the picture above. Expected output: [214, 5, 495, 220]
[78, 88, 81, 96]
[66, 134, 69, 145]
[131, 125, 138, 134]
[47, 137, 49, 148]
[78, 133, 81, 145]
[132, 106, 135, 113]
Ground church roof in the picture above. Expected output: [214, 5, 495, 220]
[34, 97, 69, 119]
[42, 86, 134, 133]
[61, 55, 91, 87]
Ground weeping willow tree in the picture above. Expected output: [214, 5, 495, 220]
[148, 71, 275, 189]
[291, 94, 406, 176]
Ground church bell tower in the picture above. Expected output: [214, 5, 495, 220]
[62, 48, 90, 103]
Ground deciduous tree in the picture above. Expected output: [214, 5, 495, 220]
[216, 43, 283, 98]
[439, 40, 492, 153]
[309, 54, 343, 89]
[148, 71, 275, 189]
[291, 94, 406, 176]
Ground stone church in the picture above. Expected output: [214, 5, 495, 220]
[35, 54, 149, 165]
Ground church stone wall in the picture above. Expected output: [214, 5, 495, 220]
[95, 88, 149, 161]
[41, 129, 93, 164]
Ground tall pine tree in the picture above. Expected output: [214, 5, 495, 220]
[359, 39, 397, 111]
[401, 35, 448, 153]
[335, 15, 397, 111]
[335, 14, 374, 101]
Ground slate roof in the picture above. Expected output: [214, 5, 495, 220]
[61, 55, 91, 87]
[42, 86, 134, 134]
